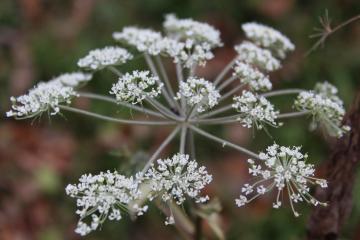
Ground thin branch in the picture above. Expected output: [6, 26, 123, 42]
[180, 125, 188, 154]
[108, 66, 123, 77]
[214, 57, 237, 86]
[190, 125, 260, 159]
[78, 92, 164, 118]
[219, 83, 245, 102]
[306, 12, 360, 56]
[218, 75, 237, 91]
[197, 105, 233, 119]
[155, 55, 181, 110]
[190, 115, 239, 125]
[144, 53, 175, 108]
[141, 126, 181, 173]
[176, 63, 186, 116]
[59, 105, 176, 125]
[261, 89, 304, 98]
[146, 98, 182, 122]
[278, 111, 310, 119]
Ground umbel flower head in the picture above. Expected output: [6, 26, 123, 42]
[235, 144, 328, 217]
[144, 153, 212, 205]
[314, 81, 343, 105]
[78, 46, 133, 71]
[163, 14, 222, 48]
[65, 171, 146, 236]
[232, 61, 272, 92]
[110, 70, 163, 104]
[6, 81, 77, 119]
[113, 27, 164, 55]
[176, 77, 220, 113]
[235, 41, 281, 72]
[242, 22, 295, 59]
[50, 72, 92, 88]
[163, 14, 222, 68]
[294, 89, 350, 138]
[232, 91, 279, 129]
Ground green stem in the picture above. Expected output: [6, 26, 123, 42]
[278, 111, 310, 119]
[189, 126, 260, 159]
[59, 105, 176, 126]
[214, 57, 237, 86]
[78, 92, 164, 118]
[141, 126, 181, 173]
[261, 89, 304, 98]
[155, 55, 181, 111]
[144, 53, 175, 109]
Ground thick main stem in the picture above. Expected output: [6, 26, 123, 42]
[59, 105, 176, 125]
[190, 126, 260, 159]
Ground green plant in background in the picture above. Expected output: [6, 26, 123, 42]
[6, 14, 351, 238]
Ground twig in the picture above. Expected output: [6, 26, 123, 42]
[306, 11, 360, 56]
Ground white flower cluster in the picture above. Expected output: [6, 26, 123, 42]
[163, 14, 222, 48]
[294, 90, 350, 138]
[66, 153, 213, 235]
[242, 22, 295, 59]
[235, 41, 281, 72]
[235, 144, 328, 217]
[314, 81, 343, 105]
[65, 171, 145, 236]
[163, 14, 222, 67]
[145, 153, 212, 205]
[78, 46, 133, 71]
[6, 81, 77, 118]
[112, 15, 222, 68]
[176, 77, 221, 112]
[110, 70, 163, 104]
[50, 72, 92, 88]
[232, 91, 279, 129]
[113, 27, 164, 55]
[232, 61, 272, 92]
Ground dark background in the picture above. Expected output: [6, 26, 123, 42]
[1, 0, 360, 239]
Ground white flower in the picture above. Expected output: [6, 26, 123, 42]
[78, 46, 133, 70]
[176, 77, 220, 112]
[294, 90, 350, 138]
[163, 14, 222, 48]
[144, 153, 212, 205]
[234, 41, 281, 72]
[242, 22, 295, 58]
[314, 81, 343, 105]
[113, 27, 164, 55]
[6, 81, 77, 118]
[110, 70, 163, 104]
[232, 90, 280, 129]
[232, 61, 272, 92]
[163, 14, 222, 68]
[50, 72, 92, 87]
[235, 144, 328, 217]
[65, 170, 144, 236]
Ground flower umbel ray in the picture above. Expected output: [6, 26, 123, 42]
[235, 144, 328, 217]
